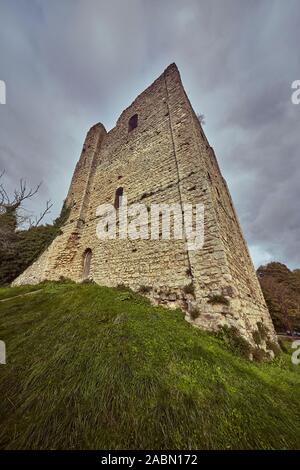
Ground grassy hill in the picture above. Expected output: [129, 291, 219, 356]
[0, 281, 299, 450]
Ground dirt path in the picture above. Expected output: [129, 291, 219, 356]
[0, 289, 44, 302]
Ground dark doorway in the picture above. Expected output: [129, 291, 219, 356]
[114, 187, 124, 209]
[83, 248, 92, 280]
[128, 114, 138, 132]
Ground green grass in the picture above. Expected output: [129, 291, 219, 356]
[0, 281, 299, 450]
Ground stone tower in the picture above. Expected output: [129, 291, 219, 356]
[13, 64, 277, 349]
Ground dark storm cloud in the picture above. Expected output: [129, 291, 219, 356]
[0, 0, 299, 268]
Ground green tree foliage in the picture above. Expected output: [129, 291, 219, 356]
[0, 203, 70, 285]
[257, 262, 300, 333]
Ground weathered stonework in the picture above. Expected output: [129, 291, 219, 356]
[13, 64, 277, 351]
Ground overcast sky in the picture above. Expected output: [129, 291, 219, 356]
[0, 0, 299, 269]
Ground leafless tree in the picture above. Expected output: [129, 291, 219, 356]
[31, 199, 53, 227]
[0, 171, 53, 249]
[0, 172, 39, 212]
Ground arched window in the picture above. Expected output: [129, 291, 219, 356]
[114, 187, 124, 209]
[128, 114, 138, 132]
[83, 248, 92, 280]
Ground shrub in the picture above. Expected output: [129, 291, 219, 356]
[81, 279, 95, 284]
[183, 283, 195, 296]
[59, 276, 74, 284]
[208, 295, 229, 306]
[252, 329, 262, 345]
[116, 283, 128, 290]
[189, 307, 200, 320]
[278, 338, 288, 353]
[252, 348, 267, 362]
[217, 326, 252, 359]
[257, 321, 268, 340]
[266, 339, 281, 356]
[138, 285, 152, 294]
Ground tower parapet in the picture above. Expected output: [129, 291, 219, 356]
[65, 123, 107, 227]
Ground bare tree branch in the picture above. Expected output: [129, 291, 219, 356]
[0, 172, 42, 212]
[32, 200, 53, 227]
[0, 172, 52, 251]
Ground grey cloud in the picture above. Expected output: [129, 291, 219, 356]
[0, 0, 299, 268]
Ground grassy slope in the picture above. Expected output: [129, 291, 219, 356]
[0, 281, 299, 450]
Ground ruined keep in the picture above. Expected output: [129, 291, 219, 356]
[13, 64, 277, 349]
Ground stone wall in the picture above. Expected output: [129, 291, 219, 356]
[13, 64, 277, 351]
